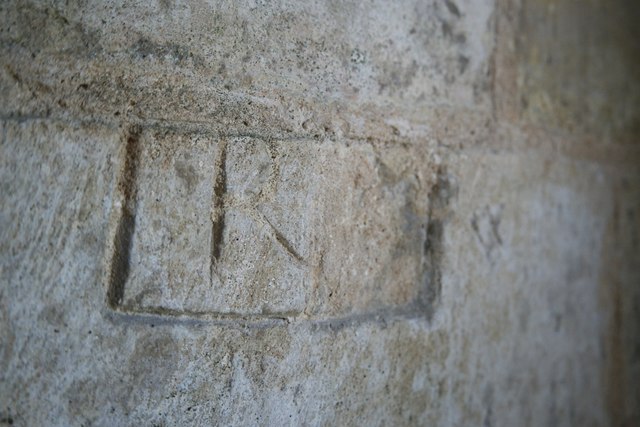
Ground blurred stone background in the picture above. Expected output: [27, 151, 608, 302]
[0, 0, 638, 425]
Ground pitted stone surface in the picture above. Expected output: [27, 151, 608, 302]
[1, 0, 639, 425]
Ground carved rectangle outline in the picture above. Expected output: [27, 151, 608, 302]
[101, 124, 443, 326]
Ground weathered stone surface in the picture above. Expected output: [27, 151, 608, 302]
[104, 128, 436, 319]
[1, 0, 639, 426]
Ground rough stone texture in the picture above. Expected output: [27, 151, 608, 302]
[0, 0, 639, 426]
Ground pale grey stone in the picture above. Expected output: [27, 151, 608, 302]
[1, 0, 639, 425]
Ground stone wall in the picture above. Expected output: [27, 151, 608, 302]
[1, 0, 638, 425]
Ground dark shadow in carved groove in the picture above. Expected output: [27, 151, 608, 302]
[419, 218, 443, 314]
[210, 138, 227, 276]
[259, 212, 304, 263]
[415, 167, 452, 320]
[107, 210, 135, 307]
[107, 126, 141, 308]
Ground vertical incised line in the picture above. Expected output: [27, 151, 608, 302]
[107, 125, 142, 308]
[210, 138, 228, 284]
